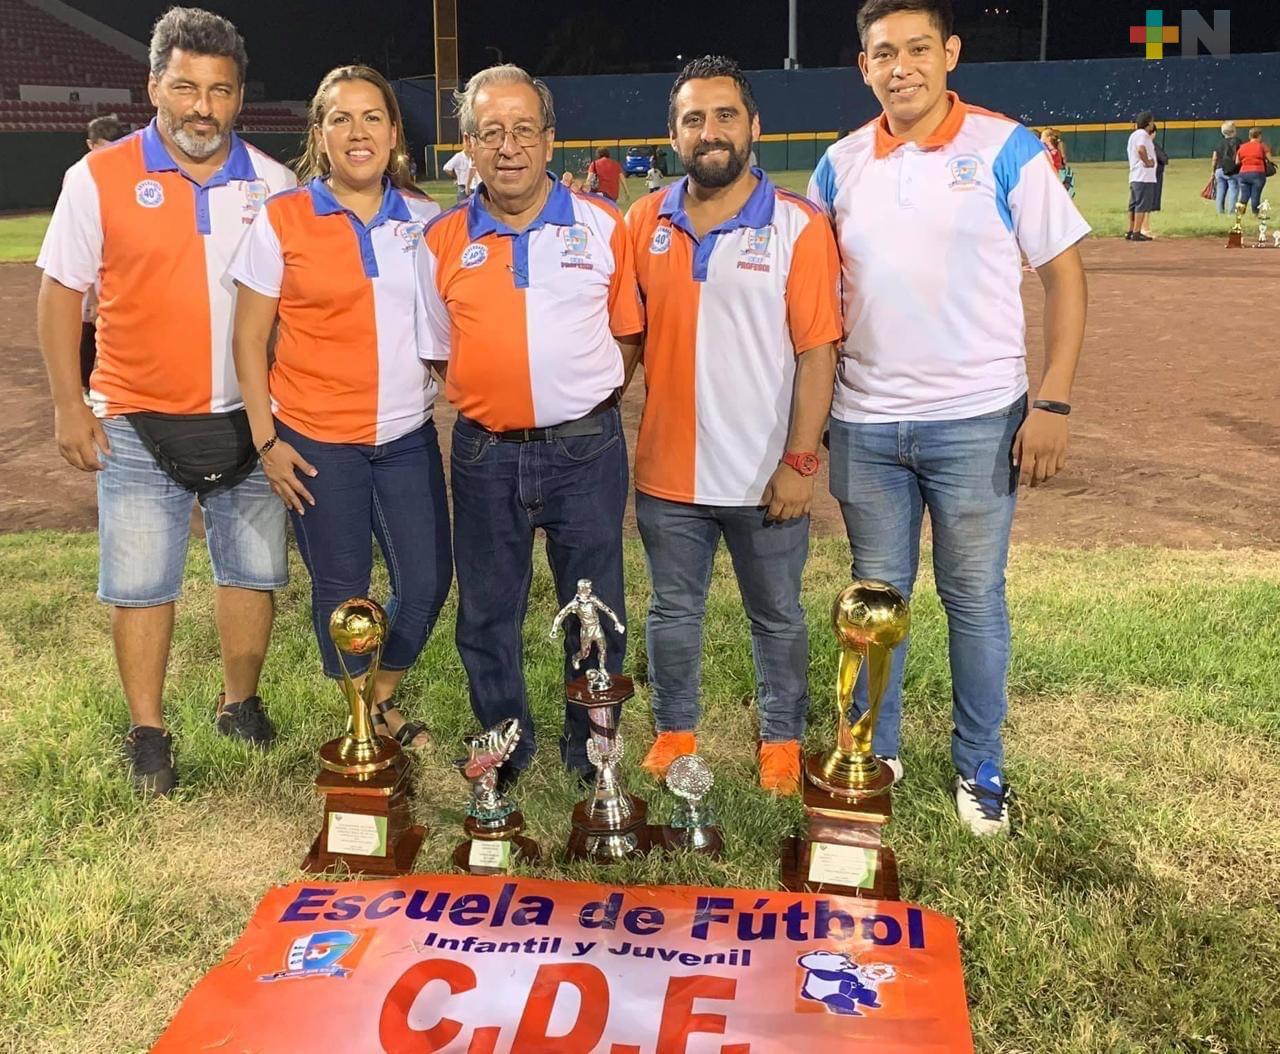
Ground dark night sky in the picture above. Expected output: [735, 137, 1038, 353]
[66, 0, 1280, 99]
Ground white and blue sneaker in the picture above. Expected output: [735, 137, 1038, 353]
[954, 759, 1011, 836]
[878, 756, 904, 784]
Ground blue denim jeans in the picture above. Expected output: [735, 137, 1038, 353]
[1238, 172, 1267, 213]
[827, 395, 1025, 780]
[450, 407, 628, 775]
[97, 417, 287, 606]
[1214, 168, 1240, 213]
[278, 420, 452, 680]
[636, 492, 810, 742]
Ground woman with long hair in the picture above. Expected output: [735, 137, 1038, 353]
[229, 65, 451, 747]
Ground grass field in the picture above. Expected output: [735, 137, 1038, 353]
[0, 159, 1242, 262]
[1, 535, 1278, 1052]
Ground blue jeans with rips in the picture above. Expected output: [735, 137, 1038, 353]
[827, 395, 1025, 780]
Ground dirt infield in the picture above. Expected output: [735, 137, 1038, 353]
[1, 237, 1277, 546]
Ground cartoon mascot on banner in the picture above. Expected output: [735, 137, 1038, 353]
[797, 950, 897, 1016]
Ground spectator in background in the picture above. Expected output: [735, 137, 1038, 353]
[1235, 127, 1273, 214]
[1211, 120, 1241, 214]
[78, 114, 130, 392]
[560, 169, 577, 190]
[586, 146, 628, 203]
[1125, 110, 1157, 242]
[442, 147, 475, 202]
[1039, 129, 1064, 173]
[1140, 118, 1168, 238]
[644, 158, 662, 192]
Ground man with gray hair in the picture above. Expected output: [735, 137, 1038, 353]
[1211, 119, 1241, 214]
[35, 7, 296, 796]
[417, 64, 644, 787]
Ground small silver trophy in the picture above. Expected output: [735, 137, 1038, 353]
[1257, 200, 1271, 247]
[658, 754, 724, 856]
[451, 718, 539, 874]
[550, 578, 625, 693]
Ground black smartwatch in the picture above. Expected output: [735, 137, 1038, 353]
[1032, 400, 1071, 416]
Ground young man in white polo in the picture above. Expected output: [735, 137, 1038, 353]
[1126, 110, 1157, 241]
[809, 0, 1089, 834]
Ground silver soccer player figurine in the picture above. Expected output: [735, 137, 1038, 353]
[549, 578, 625, 693]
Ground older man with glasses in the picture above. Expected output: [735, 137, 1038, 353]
[416, 64, 644, 787]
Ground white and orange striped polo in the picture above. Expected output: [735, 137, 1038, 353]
[415, 177, 644, 432]
[229, 178, 442, 446]
[626, 171, 842, 506]
[36, 119, 295, 417]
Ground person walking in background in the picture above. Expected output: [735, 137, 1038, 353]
[644, 158, 663, 193]
[442, 147, 476, 202]
[230, 66, 450, 751]
[1125, 110, 1157, 242]
[1139, 118, 1168, 238]
[1236, 127, 1273, 214]
[77, 114, 130, 393]
[1211, 120, 1241, 214]
[586, 146, 629, 204]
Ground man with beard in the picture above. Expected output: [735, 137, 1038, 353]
[625, 56, 841, 794]
[35, 7, 296, 795]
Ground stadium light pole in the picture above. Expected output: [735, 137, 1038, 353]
[1039, 0, 1049, 61]
[786, 0, 798, 69]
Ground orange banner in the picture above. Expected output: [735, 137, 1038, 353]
[153, 875, 973, 1053]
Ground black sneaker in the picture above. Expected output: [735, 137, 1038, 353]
[124, 726, 177, 797]
[215, 694, 277, 747]
[1131, 232, 1153, 242]
[496, 762, 524, 796]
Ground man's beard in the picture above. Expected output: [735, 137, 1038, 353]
[160, 107, 228, 160]
[683, 138, 751, 189]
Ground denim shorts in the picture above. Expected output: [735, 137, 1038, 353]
[96, 417, 288, 606]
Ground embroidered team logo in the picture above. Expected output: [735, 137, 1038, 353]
[395, 221, 426, 252]
[560, 223, 594, 270]
[259, 930, 361, 983]
[649, 226, 671, 255]
[796, 951, 896, 1017]
[135, 179, 165, 208]
[241, 179, 268, 224]
[737, 225, 773, 273]
[461, 242, 488, 268]
[947, 155, 982, 191]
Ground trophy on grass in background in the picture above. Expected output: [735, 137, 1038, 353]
[452, 717, 540, 875]
[655, 754, 724, 856]
[780, 580, 910, 900]
[1227, 200, 1246, 248]
[302, 598, 425, 875]
[553, 580, 652, 862]
[1256, 200, 1272, 247]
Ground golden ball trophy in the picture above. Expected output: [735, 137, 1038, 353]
[780, 580, 910, 900]
[302, 598, 426, 875]
[1227, 200, 1246, 248]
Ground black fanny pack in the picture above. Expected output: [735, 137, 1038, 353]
[126, 410, 258, 497]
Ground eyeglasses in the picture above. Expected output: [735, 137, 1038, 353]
[469, 123, 546, 149]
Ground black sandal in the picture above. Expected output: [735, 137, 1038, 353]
[371, 698, 431, 749]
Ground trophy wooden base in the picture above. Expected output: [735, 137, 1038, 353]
[301, 758, 425, 876]
[565, 672, 634, 707]
[1227, 230, 1243, 248]
[654, 823, 724, 857]
[565, 794, 652, 863]
[778, 753, 900, 900]
[451, 812, 541, 875]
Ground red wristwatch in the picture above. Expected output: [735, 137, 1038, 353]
[781, 451, 820, 477]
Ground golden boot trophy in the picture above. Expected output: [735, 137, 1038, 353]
[302, 598, 426, 875]
[780, 580, 910, 900]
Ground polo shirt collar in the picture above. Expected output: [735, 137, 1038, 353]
[307, 176, 412, 225]
[466, 174, 576, 240]
[141, 117, 256, 182]
[873, 91, 968, 159]
[658, 166, 776, 238]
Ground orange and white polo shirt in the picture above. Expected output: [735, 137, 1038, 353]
[229, 178, 442, 446]
[626, 171, 842, 506]
[416, 176, 644, 432]
[809, 93, 1091, 423]
[36, 119, 295, 417]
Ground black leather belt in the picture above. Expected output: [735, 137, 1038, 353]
[461, 391, 620, 443]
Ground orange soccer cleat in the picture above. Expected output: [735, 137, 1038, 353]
[641, 730, 698, 779]
[758, 740, 802, 795]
